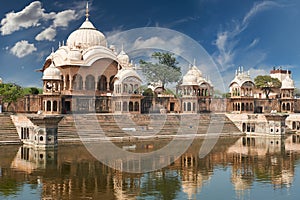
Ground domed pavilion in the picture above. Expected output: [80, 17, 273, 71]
[40, 3, 141, 114]
[178, 62, 213, 113]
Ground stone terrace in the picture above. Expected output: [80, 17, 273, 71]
[57, 113, 242, 143]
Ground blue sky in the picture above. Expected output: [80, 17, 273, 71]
[0, 0, 300, 91]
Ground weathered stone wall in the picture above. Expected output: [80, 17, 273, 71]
[210, 98, 227, 112]
[294, 99, 300, 113]
[253, 99, 280, 113]
[4, 95, 42, 113]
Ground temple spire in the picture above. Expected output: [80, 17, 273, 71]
[85, 2, 90, 21]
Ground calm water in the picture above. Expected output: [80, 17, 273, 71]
[1, 135, 300, 200]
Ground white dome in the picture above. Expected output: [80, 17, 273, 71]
[67, 19, 107, 49]
[230, 69, 254, 87]
[68, 49, 82, 61]
[114, 68, 141, 83]
[43, 63, 62, 80]
[182, 74, 197, 85]
[182, 66, 204, 85]
[281, 75, 295, 89]
[117, 50, 129, 66]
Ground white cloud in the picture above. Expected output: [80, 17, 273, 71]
[248, 68, 269, 78]
[247, 38, 260, 49]
[0, 1, 53, 35]
[0, 1, 79, 41]
[35, 27, 56, 41]
[10, 40, 37, 58]
[213, 1, 280, 70]
[242, 1, 280, 26]
[53, 10, 77, 28]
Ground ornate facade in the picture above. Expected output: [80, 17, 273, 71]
[228, 67, 296, 114]
[38, 4, 214, 115]
[40, 5, 142, 114]
[229, 67, 255, 113]
[178, 64, 213, 113]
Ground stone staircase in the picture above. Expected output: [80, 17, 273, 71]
[0, 113, 22, 144]
[57, 113, 242, 143]
[57, 115, 79, 142]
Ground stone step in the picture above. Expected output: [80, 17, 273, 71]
[57, 114, 241, 141]
[0, 114, 21, 144]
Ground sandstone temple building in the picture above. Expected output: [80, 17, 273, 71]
[228, 67, 297, 114]
[0, 5, 299, 115]
[37, 5, 213, 115]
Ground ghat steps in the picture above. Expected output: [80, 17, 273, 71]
[57, 114, 242, 143]
[0, 113, 21, 144]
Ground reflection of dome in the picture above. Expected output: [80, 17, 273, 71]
[281, 75, 295, 89]
[66, 18, 107, 49]
[43, 63, 62, 80]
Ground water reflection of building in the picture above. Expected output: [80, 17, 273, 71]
[11, 145, 57, 173]
[2, 137, 300, 199]
[227, 135, 295, 196]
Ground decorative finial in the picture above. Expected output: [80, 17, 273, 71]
[121, 43, 124, 52]
[59, 41, 61, 47]
[51, 47, 54, 53]
[235, 69, 238, 76]
[193, 58, 196, 66]
[86, 1, 89, 21]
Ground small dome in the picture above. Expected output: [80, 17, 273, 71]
[68, 49, 82, 61]
[182, 73, 197, 85]
[230, 68, 254, 87]
[66, 18, 107, 49]
[117, 50, 130, 66]
[281, 75, 295, 89]
[114, 68, 141, 83]
[43, 63, 62, 80]
[182, 65, 204, 85]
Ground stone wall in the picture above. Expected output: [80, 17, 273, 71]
[253, 99, 280, 113]
[11, 114, 36, 139]
[4, 95, 42, 113]
[210, 98, 227, 112]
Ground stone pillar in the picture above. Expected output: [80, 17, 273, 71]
[95, 80, 98, 91]
[63, 76, 66, 90]
[83, 78, 86, 90]
[51, 101, 53, 112]
[69, 76, 73, 90]
[27, 115, 63, 148]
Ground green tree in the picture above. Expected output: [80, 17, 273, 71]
[23, 87, 41, 95]
[0, 83, 24, 111]
[254, 75, 281, 99]
[139, 52, 181, 90]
